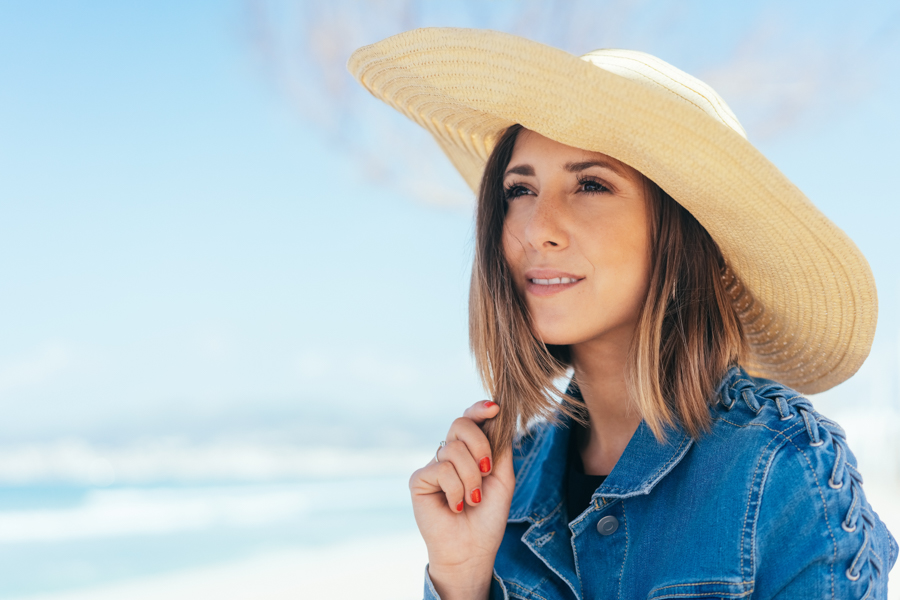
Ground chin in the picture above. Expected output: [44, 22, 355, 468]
[532, 324, 582, 347]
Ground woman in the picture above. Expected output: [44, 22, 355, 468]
[348, 29, 897, 599]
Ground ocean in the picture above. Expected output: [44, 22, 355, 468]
[1, 403, 898, 599]
[0, 456, 431, 600]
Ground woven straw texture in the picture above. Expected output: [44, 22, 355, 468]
[347, 28, 877, 394]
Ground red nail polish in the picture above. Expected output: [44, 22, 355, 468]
[484, 401, 497, 408]
[456, 501, 464, 512]
[479, 457, 491, 473]
[471, 489, 482, 504]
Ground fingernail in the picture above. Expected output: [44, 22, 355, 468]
[484, 401, 497, 408]
[456, 501, 464, 512]
[479, 457, 491, 473]
[471, 489, 482, 504]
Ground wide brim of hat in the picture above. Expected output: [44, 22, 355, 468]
[348, 27, 877, 394]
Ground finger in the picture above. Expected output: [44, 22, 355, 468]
[446, 416, 494, 476]
[439, 440, 485, 506]
[410, 460, 465, 513]
[461, 399, 500, 425]
[489, 440, 516, 488]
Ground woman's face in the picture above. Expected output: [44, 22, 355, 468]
[502, 129, 653, 349]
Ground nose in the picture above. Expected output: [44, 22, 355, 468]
[523, 190, 568, 251]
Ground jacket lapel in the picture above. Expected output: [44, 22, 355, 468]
[597, 420, 693, 499]
[507, 420, 583, 599]
[504, 408, 694, 599]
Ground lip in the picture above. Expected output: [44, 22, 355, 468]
[523, 269, 584, 297]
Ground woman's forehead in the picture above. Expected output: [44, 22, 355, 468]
[507, 129, 640, 179]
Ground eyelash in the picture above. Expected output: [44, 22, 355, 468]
[503, 176, 611, 200]
[576, 176, 611, 194]
[503, 181, 530, 200]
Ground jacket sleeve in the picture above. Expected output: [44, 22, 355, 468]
[753, 418, 898, 599]
[423, 565, 509, 600]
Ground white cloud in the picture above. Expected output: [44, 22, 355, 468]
[697, 10, 884, 140]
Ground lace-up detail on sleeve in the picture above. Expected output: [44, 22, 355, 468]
[719, 371, 895, 598]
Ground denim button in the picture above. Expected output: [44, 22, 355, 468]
[597, 515, 619, 535]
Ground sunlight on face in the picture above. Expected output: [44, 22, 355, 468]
[501, 130, 653, 351]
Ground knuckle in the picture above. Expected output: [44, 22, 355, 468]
[466, 436, 490, 458]
[451, 416, 471, 430]
[443, 473, 463, 495]
[437, 460, 456, 478]
[448, 438, 486, 465]
[445, 439, 466, 455]
[474, 440, 492, 459]
[450, 441, 482, 468]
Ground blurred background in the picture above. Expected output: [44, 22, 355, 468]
[0, 1, 898, 598]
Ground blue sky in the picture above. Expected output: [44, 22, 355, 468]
[0, 0, 898, 454]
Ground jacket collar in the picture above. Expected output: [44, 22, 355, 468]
[507, 394, 697, 523]
[507, 367, 751, 523]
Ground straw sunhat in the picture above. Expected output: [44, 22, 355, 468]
[347, 28, 876, 394]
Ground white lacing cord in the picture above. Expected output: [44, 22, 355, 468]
[800, 409, 823, 446]
[774, 395, 793, 420]
[843, 486, 861, 533]
[741, 388, 760, 412]
[846, 527, 870, 581]
[728, 380, 879, 593]
[829, 443, 846, 490]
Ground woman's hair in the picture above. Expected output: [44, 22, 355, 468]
[470, 124, 747, 455]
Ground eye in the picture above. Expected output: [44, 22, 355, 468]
[578, 176, 611, 194]
[503, 182, 532, 201]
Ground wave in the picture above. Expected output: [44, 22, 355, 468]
[0, 439, 433, 485]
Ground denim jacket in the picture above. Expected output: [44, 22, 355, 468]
[424, 367, 897, 599]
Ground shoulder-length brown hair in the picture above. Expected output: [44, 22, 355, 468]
[470, 124, 747, 455]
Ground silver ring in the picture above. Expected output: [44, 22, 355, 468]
[435, 440, 447, 463]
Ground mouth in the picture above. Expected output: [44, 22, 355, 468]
[529, 276, 579, 285]
[524, 270, 584, 297]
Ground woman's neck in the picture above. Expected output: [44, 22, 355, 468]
[570, 336, 642, 477]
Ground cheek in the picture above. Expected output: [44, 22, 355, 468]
[583, 223, 652, 309]
[619, 239, 653, 314]
[617, 259, 652, 315]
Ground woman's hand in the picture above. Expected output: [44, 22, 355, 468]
[409, 400, 515, 600]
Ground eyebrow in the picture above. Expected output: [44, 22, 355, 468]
[503, 160, 626, 179]
[564, 160, 626, 177]
[504, 164, 534, 178]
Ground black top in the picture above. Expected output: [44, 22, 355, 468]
[565, 422, 607, 521]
